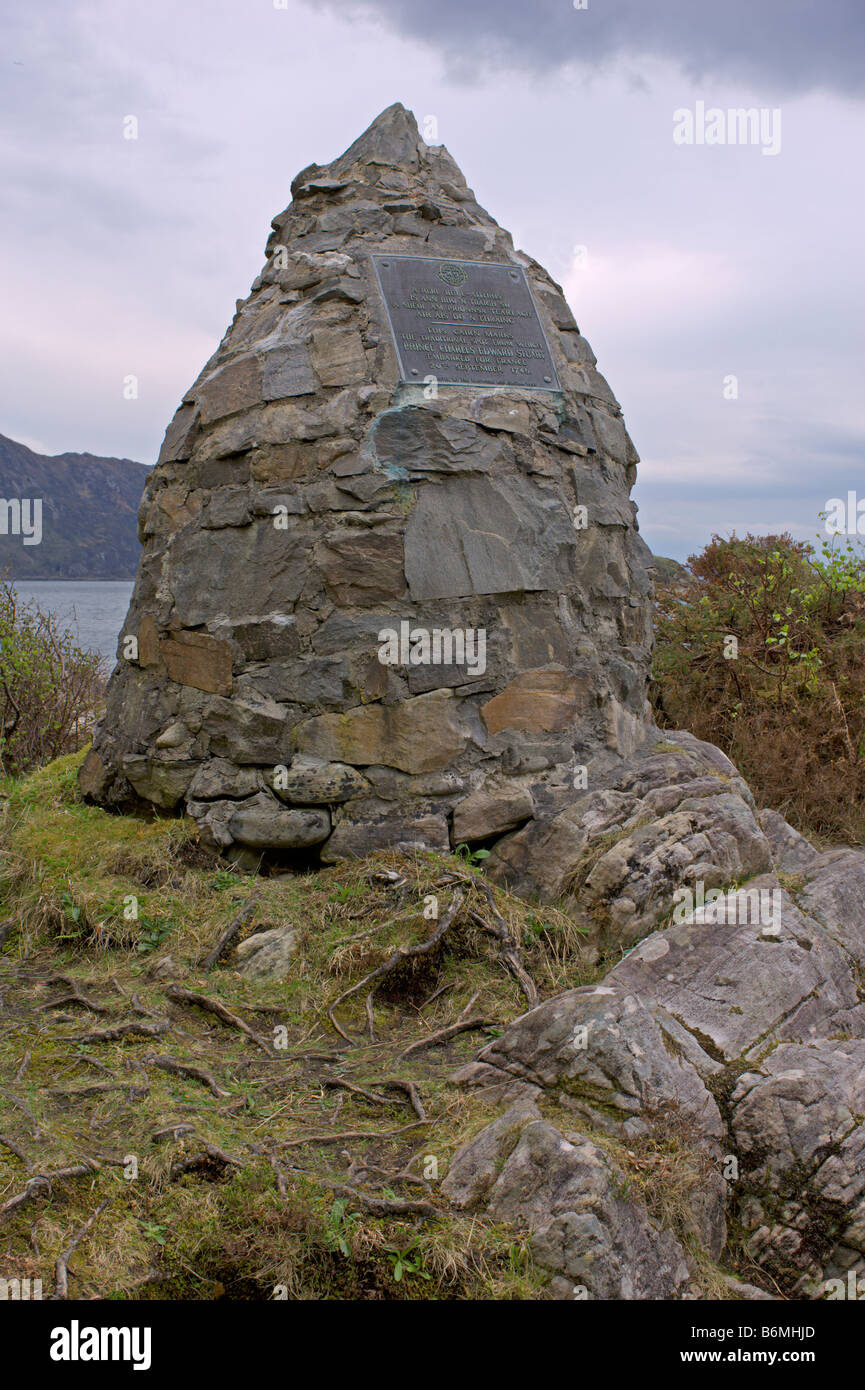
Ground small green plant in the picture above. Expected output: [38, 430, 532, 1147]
[505, 1240, 530, 1276]
[386, 1236, 431, 1284]
[455, 844, 491, 868]
[57, 891, 84, 939]
[329, 882, 365, 903]
[136, 914, 171, 953]
[138, 1221, 168, 1247]
[210, 870, 239, 892]
[323, 1198, 360, 1258]
[523, 912, 545, 946]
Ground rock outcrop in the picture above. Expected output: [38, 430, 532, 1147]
[446, 738, 865, 1299]
[80, 102, 654, 878]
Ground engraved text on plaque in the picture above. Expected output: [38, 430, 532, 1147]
[371, 254, 561, 391]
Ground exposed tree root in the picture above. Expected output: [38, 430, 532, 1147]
[382, 1078, 427, 1120]
[269, 1154, 288, 1197]
[48, 1082, 130, 1101]
[53, 1198, 111, 1299]
[0, 1084, 44, 1138]
[39, 986, 112, 1015]
[466, 877, 539, 1010]
[0, 1158, 102, 1221]
[0, 1132, 31, 1167]
[393, 1017, 490, 1064]
[69, 1019, 170, 1044]
[169, 1143, 243, 1182]
[325, 1182, 437, 1219]
[326, 887, 465, 1042]
[320, 1076, 393, 1107]
[152, 1123, 197, 1143]
[144, 1054, 231, 1098]
[199, 893, 261, 972]
[164, 985, 274, 1056]
[345, 1155, 432, 1190]
[279, 1119, 429, 1150]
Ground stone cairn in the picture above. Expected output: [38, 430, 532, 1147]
[80, 105, 865, 1297]
[81, 102, 655, 879]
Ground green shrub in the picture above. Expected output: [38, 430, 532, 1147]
[0, 578, 105, 777]
[650, 528, 865, 844]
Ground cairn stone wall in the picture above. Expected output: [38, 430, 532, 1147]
[81, 103, 656, 872]
[80, 105, 865, 1294]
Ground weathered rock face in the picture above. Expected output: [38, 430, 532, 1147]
[80, 102, 655, 871]
[448, 761, 865, 1299]
[442, 1098, 693, 1299]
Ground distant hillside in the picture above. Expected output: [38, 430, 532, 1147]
[0, 433, 149, 579]
[649, 554, 691, 583]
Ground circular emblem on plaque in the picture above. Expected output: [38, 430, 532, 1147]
[438, 261, 467, 287]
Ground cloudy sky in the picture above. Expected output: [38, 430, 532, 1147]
[2, 0, 863, 559]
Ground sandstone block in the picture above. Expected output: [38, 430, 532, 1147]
[188, 758, 263, 800]
[452, 785, 534, 842]
[235, 926, 301, 979]
[481, 667, 588, 735]
[316, 527, 405, 605]
[261, 343, 318, 399]
[197, 356, 261, 424]
[321, 804, 450, 862]
[404, 475, 576, 600]
[309, 326, 367, 386]
[294, 690, 467, 774]
[161, 631, 233, 696]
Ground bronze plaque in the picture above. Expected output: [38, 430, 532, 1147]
[371, 254, 561, 390]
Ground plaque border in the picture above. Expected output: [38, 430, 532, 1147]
[370, 253, 562, 392]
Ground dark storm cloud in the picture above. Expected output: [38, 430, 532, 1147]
[312, 0, 865, 95]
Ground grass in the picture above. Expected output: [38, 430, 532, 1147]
[0, 751, 755, 1301]
[0, 752, 595, 1301]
